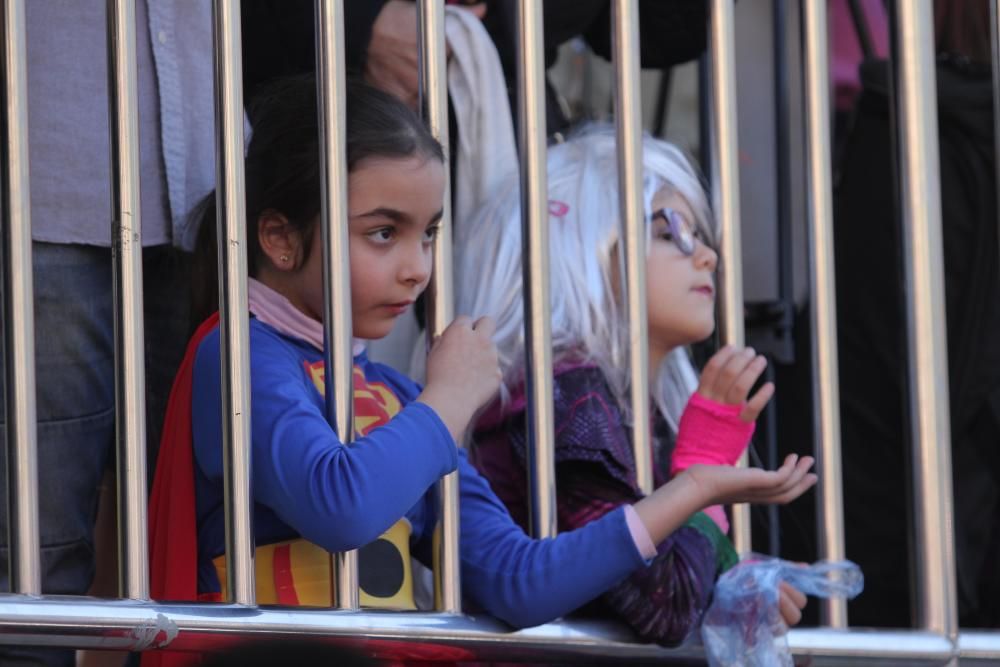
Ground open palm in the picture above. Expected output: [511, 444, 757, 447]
[683, 454, 817, 506]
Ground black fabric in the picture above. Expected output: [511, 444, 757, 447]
[776, 57, 1000, 628]
[240, 0, 707, 132]
[241, 0, 390, 104]
[481, 0, 707, 135]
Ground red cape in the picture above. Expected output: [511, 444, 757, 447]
[144, 314, 218, 667]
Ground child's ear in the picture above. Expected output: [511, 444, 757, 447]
[258, 210, 301, 271]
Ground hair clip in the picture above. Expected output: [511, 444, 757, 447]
[548, 200, 569, 218]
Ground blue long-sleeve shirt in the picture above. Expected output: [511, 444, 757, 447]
[191, 318, 646, 627]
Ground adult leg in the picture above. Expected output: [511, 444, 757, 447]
[0, 243, 114, 666]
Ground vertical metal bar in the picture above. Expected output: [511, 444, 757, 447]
[516, 0, 556, 539]
[106, 0, 149, 601]
[416, 0, 461, 613]
[612, 0, 652, 497]
[802, 0, 847, 628]
[894, 0, 958, 643]
[212, 0, 255, 606]
[315, 0, 358, 610]
[708, 0, 750, 554]
[0, 0, 40, 596]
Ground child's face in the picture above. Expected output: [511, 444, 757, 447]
[318, 154, 444, 340]
[645, 188, 718, 359]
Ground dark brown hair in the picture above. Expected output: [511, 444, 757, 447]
[191, 75, 444, 324]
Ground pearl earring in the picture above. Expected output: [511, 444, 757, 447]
[280, 254, 289, 262]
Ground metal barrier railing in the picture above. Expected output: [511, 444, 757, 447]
[108, 0, 151, 604]
[706, 0, 751, 555]
[315, 0, 359, 610]
[0, 0, 40, 599]
[212, 0, 255, 609]
[614, 0, 654, 497]
[0, 0, 997, 663]
[515, 0, 558, 540]
[416, 0, 462, 612]
[801, 0, 847, 629]
[894, 0, 959, 643]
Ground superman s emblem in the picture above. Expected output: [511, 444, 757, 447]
[303, 361, 403, 436]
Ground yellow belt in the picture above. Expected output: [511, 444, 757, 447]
[213, 519, 416, 609]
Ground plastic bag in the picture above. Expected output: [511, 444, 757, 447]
[701, 555, 863, 667]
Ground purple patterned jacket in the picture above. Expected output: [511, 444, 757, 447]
[472, 363, 737, 646]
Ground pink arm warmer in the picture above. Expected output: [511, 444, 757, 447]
[670, 393, 756, 475]
[669, 393, 757, 535]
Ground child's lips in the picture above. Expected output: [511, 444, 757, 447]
[383, 300, 413, 315]
[692, 285, 714, 297]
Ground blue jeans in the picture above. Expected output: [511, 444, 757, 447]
[0, 243, 191, 666]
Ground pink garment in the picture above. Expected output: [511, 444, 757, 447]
[702, 505, 729, 535]
[247, 278, 364, 356]
[670, 393, 757, 535]
[831, 0, 889, 111]
[670, 393, 755, 476]
[623, 505, 657, 560]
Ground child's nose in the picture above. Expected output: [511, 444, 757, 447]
[694, 241, 718, 271]
[399, 243, 432, 286]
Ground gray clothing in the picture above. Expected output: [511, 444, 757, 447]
[26, 0, 214, 250]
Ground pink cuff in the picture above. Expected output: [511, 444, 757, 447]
[623, 505, 657, 560]
[702, 504, 730, 534]
[670, 393, 756, 476]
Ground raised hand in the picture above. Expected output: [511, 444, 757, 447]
[417, 315, 501, 442]
[633, 454, 817, 545]
[698, 345, 775, 422]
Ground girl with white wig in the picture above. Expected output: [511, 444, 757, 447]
[457, 126, 808, 645]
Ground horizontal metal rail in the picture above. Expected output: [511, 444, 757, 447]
[0, 595, 993, 665]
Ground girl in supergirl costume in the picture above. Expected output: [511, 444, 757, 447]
[457, 127, 809, 645]
[146, 76, 816, 665]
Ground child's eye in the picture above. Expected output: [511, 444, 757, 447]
[653, 222, 675, 242]
[366, 227, 395, 244]
[423, 224, 441, 243]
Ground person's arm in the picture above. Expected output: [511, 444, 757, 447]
[454, 449, 815, 630]
[555, 463, 732, 646]
[455, 451, 647, 628]
[191, 326, 458, 552]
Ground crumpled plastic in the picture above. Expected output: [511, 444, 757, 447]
[701, 555, 864, 667]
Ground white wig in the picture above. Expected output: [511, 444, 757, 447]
[455, 125, 716, 432]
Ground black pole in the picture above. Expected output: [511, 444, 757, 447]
[652, 67, 674, 138]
